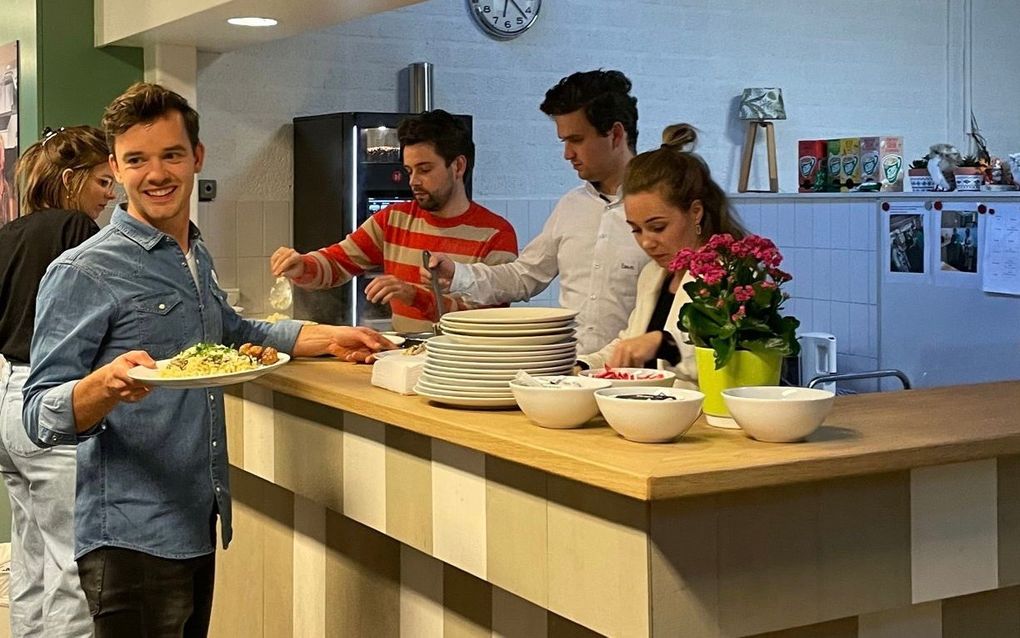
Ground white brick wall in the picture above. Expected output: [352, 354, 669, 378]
[194, 0, 1020, 360]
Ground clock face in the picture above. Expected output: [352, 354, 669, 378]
[469, 0, 541, 39]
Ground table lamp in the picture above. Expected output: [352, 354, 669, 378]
[737, 87, 785, 193]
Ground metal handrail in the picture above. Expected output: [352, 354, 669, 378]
[807, 369, 912, 390]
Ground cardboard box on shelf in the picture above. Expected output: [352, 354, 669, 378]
[825, 139, 842, 192]
[798, 140, 828, 192]
[879, 136, 904, 191]
[860, 137, 881, 187]
[839, 137, 861, 192]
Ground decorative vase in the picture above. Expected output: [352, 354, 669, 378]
[953, 167, 982, 191]
[907, 168, 934, 192]
[695, 347, 782, 429]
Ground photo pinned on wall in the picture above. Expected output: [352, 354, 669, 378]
[887, 212, 926, 275]
[940, 210, 978, 273]
[934, 205, 982, 288]
[0, 40, 18, 228]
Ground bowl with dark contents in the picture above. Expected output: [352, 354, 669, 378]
[594, 387, 704, 443]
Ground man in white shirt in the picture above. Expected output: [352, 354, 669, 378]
[425, 70, 649, 354]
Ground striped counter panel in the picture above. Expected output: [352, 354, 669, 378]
[214, 386, 1020, 637]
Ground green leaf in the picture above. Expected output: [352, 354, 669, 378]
[709, 336, 735, 368]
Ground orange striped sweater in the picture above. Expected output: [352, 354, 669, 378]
[294, 201, 518, 331]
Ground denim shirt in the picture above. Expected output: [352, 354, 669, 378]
[22, 207, 301, 560]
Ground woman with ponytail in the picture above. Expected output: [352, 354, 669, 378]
[0, 125, 114, 637]
[578, 124, 747, 386]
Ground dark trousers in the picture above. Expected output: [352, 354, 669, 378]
[77, 547, 216, 638]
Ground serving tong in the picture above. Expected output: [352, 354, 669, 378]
[421, 250, 445, 335]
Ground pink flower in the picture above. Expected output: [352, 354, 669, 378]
[730, 305, 746, 322]
[761, 280, 777, 290]
[733, 285, 755, 302]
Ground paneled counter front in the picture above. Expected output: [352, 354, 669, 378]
[210, 359, 1020, 637]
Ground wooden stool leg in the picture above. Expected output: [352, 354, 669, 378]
[738, 121, 757, 193]
[764, 121, 779, 192]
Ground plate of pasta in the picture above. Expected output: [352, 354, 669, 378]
[127, 342, 290, 389]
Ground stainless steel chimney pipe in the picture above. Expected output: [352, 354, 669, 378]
[408, 62, 433, 113]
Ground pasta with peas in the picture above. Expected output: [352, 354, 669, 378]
[160, 343, 279, 378]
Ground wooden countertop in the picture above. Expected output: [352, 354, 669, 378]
[253, 359, 1020, 500]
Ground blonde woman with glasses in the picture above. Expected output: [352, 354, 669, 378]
[0, 125, 114, 637]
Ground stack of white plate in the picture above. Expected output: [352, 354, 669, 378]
[415, 308, 579, 407]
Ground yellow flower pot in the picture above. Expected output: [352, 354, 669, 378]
[695, 347, 783, 428]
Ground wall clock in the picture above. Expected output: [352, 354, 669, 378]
[469, 0, 541, 40]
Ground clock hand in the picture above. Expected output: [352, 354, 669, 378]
[503, 0, 508, 17]
[508, 0, 526, 17]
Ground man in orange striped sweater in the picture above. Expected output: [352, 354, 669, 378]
[270, 110, 518, 332]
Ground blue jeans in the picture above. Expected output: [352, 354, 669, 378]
[0, 356, 91, 637]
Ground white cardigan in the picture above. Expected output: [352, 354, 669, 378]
[578, 262, 698, 389]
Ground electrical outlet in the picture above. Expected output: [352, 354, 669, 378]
[198, 179, 217, 202]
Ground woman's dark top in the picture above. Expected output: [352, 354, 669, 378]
[0, 209, 99, 363]
[643, 278, 681, 369]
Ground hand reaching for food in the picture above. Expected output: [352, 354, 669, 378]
[270, 247, 306, 279]
[364, 275, 416, 306]
[418, 252, 454, 291]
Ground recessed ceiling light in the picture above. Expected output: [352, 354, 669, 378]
[227, 17, 278, 27]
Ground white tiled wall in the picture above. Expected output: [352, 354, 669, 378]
[199, 199, 292, 316]
[475, 198, 560, 308]
[734, 197, 880, 393]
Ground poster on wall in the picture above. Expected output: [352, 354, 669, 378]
[934, 205, 981, 288]
[884, 203, 929, 282]
[0, 41, 18, 228]
[982, 203, 1020, 296]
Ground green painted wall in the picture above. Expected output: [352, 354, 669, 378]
[38, 0, 142, 132]
[0, 1, 143, 545]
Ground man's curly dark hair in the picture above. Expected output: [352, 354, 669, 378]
[539, 70, 638, 152]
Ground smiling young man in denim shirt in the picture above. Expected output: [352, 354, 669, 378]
[21, 82, 390, 637]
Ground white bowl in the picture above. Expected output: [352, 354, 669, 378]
[721, 386, 835, 443]
[594, 387, 704, 443]
[509, 376, 613, 429]
[579, 368, 676, 388]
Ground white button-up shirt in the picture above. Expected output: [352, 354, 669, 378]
[450, 183, 650, 354]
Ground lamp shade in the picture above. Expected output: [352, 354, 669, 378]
[739, 88, 786, 120]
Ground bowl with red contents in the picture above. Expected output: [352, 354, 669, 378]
[579, 366, 676, 388]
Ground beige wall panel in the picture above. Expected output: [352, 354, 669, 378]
[941, 585, 1020, 637]
[547, 476, 649, 637]
[261, 480, 295, 638]
[325, 509, 401, 638]
[817, 472, 911, 618]
[998, 455, 1020, 586]
[293, 496, 326, 638]
[716, 483, 820, 636]
[342, 414, 388, 532]
[649, 494, 720, 638]
[385, 428, 434, 554]
[432, 441, 488, 579]
[545, 614, 606, 638]
[911, 459, 999, 603]
[857, 601, 942, 638]
[210, 469, 265, 637]
[224, 387, 244, 467]
[242, 383, 275, 481]
[399, 545, 445, 638]
[491, 587, 548, 638]
[443, 564, 493, 638]
[485, 457, 549, 607]
[273, 393, 344, 512]
[746, 616, 858, 638]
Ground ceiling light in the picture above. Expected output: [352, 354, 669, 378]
[227, 17, 278, 27]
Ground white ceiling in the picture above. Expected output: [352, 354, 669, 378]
[96, 0, 428, 53]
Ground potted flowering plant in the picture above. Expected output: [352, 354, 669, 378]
[669, 234, 800, 427]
